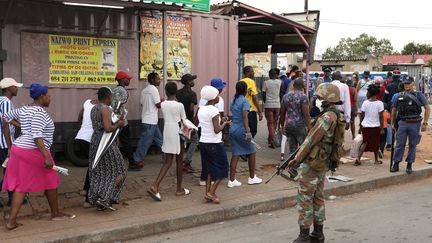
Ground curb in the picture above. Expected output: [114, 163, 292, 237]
[47, 167, 432, 243]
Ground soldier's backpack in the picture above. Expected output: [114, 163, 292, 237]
[326, 107, 346, 172]
[396, 91, 422, 120]
[309, 107, 345, 172]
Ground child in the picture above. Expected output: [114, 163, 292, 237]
[148, 82, 189, 201]
[379, 106, 390, 158]
[356, 84, 384, 165]
[198, 86, 230, 203]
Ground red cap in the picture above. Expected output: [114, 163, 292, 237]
[115, 71, 132, 81]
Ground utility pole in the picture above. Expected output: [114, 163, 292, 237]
[304, 0, 308, 12]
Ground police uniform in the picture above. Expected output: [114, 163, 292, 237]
[290, 83, 341, 243]
[391, 79, 429, 173]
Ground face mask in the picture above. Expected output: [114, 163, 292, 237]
[316, 98, 323, 112]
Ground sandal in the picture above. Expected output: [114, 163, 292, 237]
[147, 189, 162, 202]
[5, 222, 23, 231]
[51, 213, 76, 221]
[204, 193, 220, 204]
[175, 188, 191, 196]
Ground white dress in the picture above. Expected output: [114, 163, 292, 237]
[161, 100, 186, 154]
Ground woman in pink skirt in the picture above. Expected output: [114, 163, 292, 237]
[2, 83, 75, 230]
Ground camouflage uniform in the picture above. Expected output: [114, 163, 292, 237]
[292, 83, 340, 229]
[294, 110, 337, 228]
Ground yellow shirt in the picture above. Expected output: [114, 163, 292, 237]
[240, 77, 258, 112]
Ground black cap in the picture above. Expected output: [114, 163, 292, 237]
[363, 70, 370, 76]
[181, 74, 197, 84]
[323, 67, 332, 72]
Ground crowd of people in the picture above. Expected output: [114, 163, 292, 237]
[0, 65, 429, 234]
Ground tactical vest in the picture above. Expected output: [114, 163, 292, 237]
[306, 107, 344, 173]
[396, 91, 422, 121]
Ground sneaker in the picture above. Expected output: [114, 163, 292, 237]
[199, 180, 206, 186]
[248, 175, 262, 185]
[227, 179, 242, 188]
[128, 162, 144, 171]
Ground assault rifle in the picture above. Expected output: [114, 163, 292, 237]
[265, 147, 300, 184]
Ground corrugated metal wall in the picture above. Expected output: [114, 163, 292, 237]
[1, 4, 238, 148]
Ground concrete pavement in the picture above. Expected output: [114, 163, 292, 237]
[1, 121, 432, 242]
[139, 177, 432, 243]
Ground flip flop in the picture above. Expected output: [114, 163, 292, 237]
[51, 214, 76, 221]
[176, 188, 190, 196]
[204, 194, 220, 204]
[5, 222, 23, 231]
[147, 189, 162, 201]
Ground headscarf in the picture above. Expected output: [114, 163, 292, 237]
[200, 85, 219, 101]
[29, 83, 48, 100]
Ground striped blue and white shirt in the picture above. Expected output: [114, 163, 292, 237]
[0, 96, 15, 149]
[4, 105, 55, 149]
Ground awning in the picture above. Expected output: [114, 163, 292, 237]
[212, 0, 319, 55]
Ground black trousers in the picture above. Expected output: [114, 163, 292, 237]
[119, 124, 134, 163]
[248, 111, 258, 138]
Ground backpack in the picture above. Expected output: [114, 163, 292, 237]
[396, 91, 422, 120]
[327, 108, 346, 172]
[309, 107, 345, 172]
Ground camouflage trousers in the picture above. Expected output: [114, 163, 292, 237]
[296, 162, 326, 228]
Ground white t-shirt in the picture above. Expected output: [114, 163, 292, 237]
[76, 99, 95, 142]
[360, 100, 384, 127]
[198, 96, 224, 112]
[141, 84, 161, 125]
[262, 79, 281, 108]
[198, 105, 222, 143]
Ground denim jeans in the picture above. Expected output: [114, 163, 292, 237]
[285, 125, 307, 155]
[184, 130, 199, 164]
[393, 121, 421, 164]
[386, 126, 392, 146]
[133, 123, 163, 162]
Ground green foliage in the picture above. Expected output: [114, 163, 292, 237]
[428, 59, 432, 67]
[322, 33, 394, 59]
[401, 42, 432, 55]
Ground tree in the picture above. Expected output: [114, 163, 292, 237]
[401, 42, 432, 55]
[322, 33, 394, 59]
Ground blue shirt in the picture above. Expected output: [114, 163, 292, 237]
[0, 96, 14, 149]
[230, 95, 250, 130]
[392, 91, 428, 108]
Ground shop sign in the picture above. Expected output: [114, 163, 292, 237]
[49, 34, 118, 84]
[171, 0, 210, 12]
[140, 15, 192, 80]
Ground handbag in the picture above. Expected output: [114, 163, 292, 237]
[273, 129, 282, 148]
[349, 134, 363, 159]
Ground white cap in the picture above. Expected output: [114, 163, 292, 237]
[200, 85, 219, 101]
[0, 78, 23, 89]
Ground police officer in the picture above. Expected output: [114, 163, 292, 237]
[287, 83, 341, 243]
[390, 77, 430, 174]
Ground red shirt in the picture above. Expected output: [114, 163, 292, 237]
[377, 86, 386, 101]
[349, 86, 355, 108]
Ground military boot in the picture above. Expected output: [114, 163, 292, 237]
[390, 162, 399, 173]
[310, 224, 325, 243]
[293, 226, 311, 243]
[406, 163, 413, 174]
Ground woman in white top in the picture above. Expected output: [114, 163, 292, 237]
[262, 69, 282, 148]
[148, 82, 189, 201]
[198, 86, 230, 204]
[356, 85, 384, 166]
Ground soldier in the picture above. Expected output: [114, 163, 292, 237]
[287, 83, 342, 243]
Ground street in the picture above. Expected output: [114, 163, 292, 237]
[134, 177, 432, 243]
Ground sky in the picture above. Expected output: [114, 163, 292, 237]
[210, 0, 432, 55]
